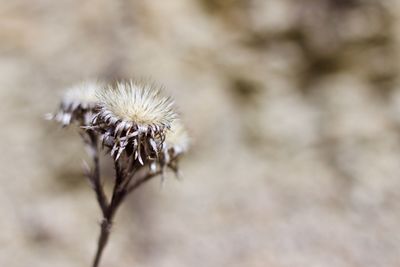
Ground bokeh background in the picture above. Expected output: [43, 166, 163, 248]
[1, 0, 400, 266]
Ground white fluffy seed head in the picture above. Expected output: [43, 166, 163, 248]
[165, 119, 190, 155]
[96, 81, 177, 129]
[155, 119, 189, 175]
[62, 81, 102, 109]
[93, 80, 179, 163]
[50, 81, 103, 126]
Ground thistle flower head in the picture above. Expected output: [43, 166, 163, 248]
[97, 81, 176, 127]
[92, 80, 178, 163]
[164, 119, 190, 157]
[50, 81, 103, 126]
[152, 119, 190, 176]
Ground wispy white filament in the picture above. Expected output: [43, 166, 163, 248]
[97, 81, 177, 128]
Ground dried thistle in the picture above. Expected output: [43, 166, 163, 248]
[92, 80, 177, 164]
[155, 119, 190, 176]
[49, 80, 189, 267]
[49, 81, 103, 127]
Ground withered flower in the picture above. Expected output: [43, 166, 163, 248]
[155, 119, 190, 175]
[48, 79, 189, 267]
[92, 80, 177, 163]
[49, 81, 103, 126]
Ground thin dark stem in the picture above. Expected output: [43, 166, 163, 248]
[120, 161, 141, 192]
[125, 158, 181, 194]
[93, 157, 166, 267]
[92, 154, 108, 216]
[92, 219, 111, 267]
[92, 160, 132, 267]
[81, 130, 164, 267]
[107, 161, 126, 219]
[127, 171, 161, 194]
[85, 131, 108, 216]
[125, 158, 180, 194]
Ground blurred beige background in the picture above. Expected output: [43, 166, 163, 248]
[1, 0, 400, 266]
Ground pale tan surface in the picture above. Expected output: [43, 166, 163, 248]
[1, 1, 400, 266]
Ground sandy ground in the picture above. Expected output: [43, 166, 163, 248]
[1, 0, 400, 266]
